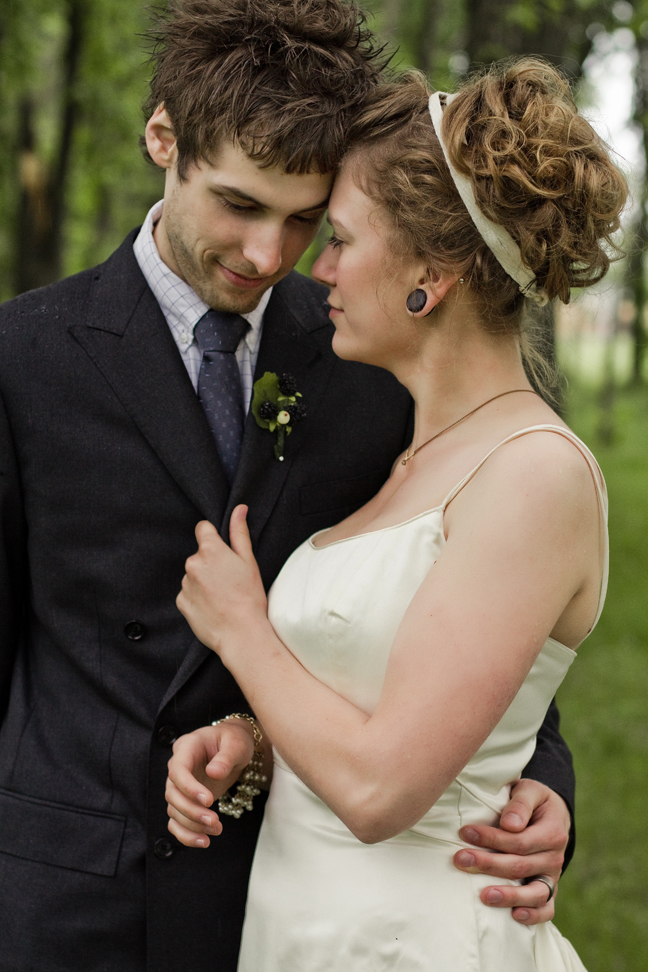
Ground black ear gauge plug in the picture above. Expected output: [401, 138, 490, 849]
[406, 289, 427, 313]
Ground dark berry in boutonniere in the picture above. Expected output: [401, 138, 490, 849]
[251, 372, 307, 461]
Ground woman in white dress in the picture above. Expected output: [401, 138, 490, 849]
[167, 60, 627, 970]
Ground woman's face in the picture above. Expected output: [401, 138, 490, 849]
[312, 162, 424, 371]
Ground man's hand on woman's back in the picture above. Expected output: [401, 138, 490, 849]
[453, 778, 570, 924]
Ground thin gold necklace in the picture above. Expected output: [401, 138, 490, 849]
[401, 389, 539, 465]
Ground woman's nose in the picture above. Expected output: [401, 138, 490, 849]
[312, 248, 336, 287]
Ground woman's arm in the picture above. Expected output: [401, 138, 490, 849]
[177, 433, 601, 843]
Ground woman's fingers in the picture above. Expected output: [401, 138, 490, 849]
[166, 799, 222, 839]
[167, 813, 218, 849]
[195, 519, 220, 547]
[229, 505, 254, 562]
[167, 734, 216, 806]
[205, 723, 255, 782]
[165, 777, 220, 831]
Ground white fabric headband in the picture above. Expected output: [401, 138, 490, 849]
[428, 91, 549, 307]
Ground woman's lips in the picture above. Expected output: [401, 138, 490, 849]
[218, 263, 272, 290]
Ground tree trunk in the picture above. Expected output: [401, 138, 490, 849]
[381, 0, 404, 44]
[13, 0, 84, 294]
[464, 0, 606, 80]
[415, 0, 441, 77]
[628, 38, 648, 385]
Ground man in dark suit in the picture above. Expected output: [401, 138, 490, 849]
[0, 1, 574, 970]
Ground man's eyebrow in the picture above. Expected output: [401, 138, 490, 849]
[213, 184, 264, 205]
[296, 197, 330, 214]
[213, 184, 329, 214]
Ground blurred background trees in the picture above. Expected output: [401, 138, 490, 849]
[0, 1, 646, 969]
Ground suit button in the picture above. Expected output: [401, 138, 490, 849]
[124, 620, 146, 641]
[154, 837, 175, 860]
[157, 725, 178, 747]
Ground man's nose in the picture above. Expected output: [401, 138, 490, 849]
[241, 225, 284, 277]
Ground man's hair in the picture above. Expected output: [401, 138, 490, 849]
[142, 0, 389, 178]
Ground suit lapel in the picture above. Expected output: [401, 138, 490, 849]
[223, 272, 336, 542]
[161, 274, 336, 708]
[69, 235, 230, 525]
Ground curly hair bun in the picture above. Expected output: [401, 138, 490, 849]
[445, 58, 628, 304]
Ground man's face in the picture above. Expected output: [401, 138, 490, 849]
[154, 137, 333, 314]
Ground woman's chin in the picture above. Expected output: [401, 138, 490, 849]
[331, 333, 380, 367]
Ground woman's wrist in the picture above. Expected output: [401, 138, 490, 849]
[218, 616, 276, 673]
[210, 714, 267, 818]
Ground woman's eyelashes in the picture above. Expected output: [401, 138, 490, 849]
[327, 234, 344, 248]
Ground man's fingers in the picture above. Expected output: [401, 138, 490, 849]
[480, 879, 555, 910]
[458, 821, 565, 857]
[499, 778, 554, 832]
[512, 901, 555, 925]
[480, 881, 556, 924]
[453, 847, 562, 882]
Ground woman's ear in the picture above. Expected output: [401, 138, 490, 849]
[405, 268, 459, 318]
[145, 105, 177, 169]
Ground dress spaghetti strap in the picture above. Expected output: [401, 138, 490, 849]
[440, 425, 609, 630]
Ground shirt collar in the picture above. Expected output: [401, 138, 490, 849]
[133, 199, 271, 353]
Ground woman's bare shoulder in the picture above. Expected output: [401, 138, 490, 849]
[446, 424, 601, 533]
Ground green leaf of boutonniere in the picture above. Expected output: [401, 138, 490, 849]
[251, 372, 307, 461]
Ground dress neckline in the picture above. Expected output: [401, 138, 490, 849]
[305, 424, 608, 652]
[309, 424, 605, 553]
[308, 504, 443, 551]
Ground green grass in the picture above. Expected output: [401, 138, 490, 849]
[553, 383, 648, 972]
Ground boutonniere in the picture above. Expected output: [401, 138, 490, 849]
[251, 372, 307, 461]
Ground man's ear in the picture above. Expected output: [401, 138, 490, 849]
[145, 105, 177, 169]
[406, 267, 460, 318]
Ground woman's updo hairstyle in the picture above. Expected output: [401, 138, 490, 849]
[345, 58, 628, 395]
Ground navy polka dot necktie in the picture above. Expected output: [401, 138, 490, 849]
[194, 309, 249, 485]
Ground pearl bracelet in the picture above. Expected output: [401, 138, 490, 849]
[210, 713, 267, 819]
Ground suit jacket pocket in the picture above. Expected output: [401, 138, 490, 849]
[299, 470, 385, 516]
[0, 787, 126, 877]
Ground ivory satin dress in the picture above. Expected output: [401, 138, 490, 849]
[237, 427, 606, 972]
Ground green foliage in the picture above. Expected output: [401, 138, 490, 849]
[0, 2, 646, 963]
[63, 0, 164, 276]
[555, 385, 648, 972]
[0, 0, 162, 301]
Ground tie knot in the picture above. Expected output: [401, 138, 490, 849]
[194, 309, 249, 354]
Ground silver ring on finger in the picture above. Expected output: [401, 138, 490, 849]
[524, 874, 556, 902]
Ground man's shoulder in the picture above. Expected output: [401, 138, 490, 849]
[0, 229, 143, 334]
[0, 267, 95, 330]
[271, 270, 330, 332]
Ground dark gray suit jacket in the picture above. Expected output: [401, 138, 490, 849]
[0, 232, 574, 972]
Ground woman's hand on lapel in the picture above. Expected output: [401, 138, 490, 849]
[177, 505, 268, 657]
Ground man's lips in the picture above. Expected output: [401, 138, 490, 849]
[218, 262, 273, 290]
